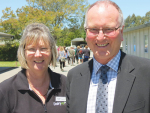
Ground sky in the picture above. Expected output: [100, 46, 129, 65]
[0, 0, 150, 20]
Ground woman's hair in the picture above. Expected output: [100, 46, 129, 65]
[59, 46, 64, 51]
[85, 45, 88, 49]
[84, 0, 124, 29]
[77, 46, 80, 49]
[17, 23, 57, 69]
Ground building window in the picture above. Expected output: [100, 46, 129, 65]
[144, 35, 148, 53]
[133, 36, 136, 52]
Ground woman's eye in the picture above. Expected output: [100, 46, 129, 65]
[29, 48, 35, 51]
[41, 48, 47, 51]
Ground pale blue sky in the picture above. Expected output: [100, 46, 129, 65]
[88, 0, 150, 19]
[0, 0, 150, 19]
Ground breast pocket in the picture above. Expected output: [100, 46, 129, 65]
[124, 101, 145, 113]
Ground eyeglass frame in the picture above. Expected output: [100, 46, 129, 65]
[24, 47, 51, 54]
[84, 25, 121, 36]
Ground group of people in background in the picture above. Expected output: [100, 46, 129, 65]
[57, 45, 90, 71]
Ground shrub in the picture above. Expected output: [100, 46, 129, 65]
[0, 43, 19, 61]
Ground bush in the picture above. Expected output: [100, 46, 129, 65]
[0, 43, 19, 61]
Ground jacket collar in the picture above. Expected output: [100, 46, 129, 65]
[84, 51, 136, 113]
[15, 68, 61, 91]
[113, 51, 136, 113]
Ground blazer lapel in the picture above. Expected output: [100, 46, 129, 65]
[75, 59, 93, 113]
[113, 52, 136, 113]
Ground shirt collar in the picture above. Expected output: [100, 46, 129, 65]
[17, 68, 58, 91]
[93, 50, 121, 74]
[29, 81, 54, 91]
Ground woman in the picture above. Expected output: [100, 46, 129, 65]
[78, 46, 83, 64]
[58, 46, 65, 71]
[75, 46, 80, 64]
[0, 23, 66, 113]
[64, 46, 68, 66]
[83, 45, 90, 62]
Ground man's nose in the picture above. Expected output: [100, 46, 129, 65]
[96, 30, 105, 40]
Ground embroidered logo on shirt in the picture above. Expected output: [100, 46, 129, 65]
[53, 96, 66, 106]
[53, 102, 66, 106]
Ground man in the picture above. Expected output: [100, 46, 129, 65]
[83, 45, 90, 62]
[69, 46, 75, 66]
[66, 0, 150, 113]
[78, 45, 84, 64]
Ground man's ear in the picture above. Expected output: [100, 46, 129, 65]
[85, 37, 87, 42]
[121, 26, 124, 41]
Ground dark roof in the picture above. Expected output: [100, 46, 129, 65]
[0, 32, 14, 39]
[71, 38, 84, 42]
[124, 23, 150, 33]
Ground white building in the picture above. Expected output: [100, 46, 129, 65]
[122, 23, 150, 59]
[0, 32, 14, 45]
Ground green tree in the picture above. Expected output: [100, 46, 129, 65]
[0, 0, 89, 46]
[124, 15, 131, 28]
[130, 14, 136, 27]
[145, 11, 150, 23]
[0, 7, 21, 40]
[135, 16, 144, 26]
[26, 0, 89, 41]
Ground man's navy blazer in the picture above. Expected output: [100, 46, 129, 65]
[66, 51, 150, 113]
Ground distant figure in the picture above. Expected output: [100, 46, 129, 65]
[75, 46, 80, 64]
[67, 48, 70, 65]
[69, 46, 75, 66]
[78, 45, 83, 64]
[83, 45, 90, 62]
[58, 46, 66, 71]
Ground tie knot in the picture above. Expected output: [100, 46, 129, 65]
[100, 65, 110, 84]
[100, 65, 110, 74]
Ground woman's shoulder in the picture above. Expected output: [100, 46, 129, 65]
[0, 70, 22, 93]
[50, 70, 66, 89]
[0, 70, 27, 92]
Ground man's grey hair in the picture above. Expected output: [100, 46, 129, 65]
[84, 0, 124, 29]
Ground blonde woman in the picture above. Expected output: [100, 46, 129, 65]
[0, 23, 66, 113]
[58, 46, 66, 71]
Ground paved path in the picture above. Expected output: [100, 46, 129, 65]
[0, 51, 93, 83]
[0, 62, 80, 83]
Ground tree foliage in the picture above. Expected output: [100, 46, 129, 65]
[0, 0, 89, 46]
[124, 12, 150, 29]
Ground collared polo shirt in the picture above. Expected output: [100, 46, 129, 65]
[0, 68, 67, 113]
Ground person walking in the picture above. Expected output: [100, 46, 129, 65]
[83, 45, 90, 62]
[69, 46, 75, 66]
[75, 46, 80, 64]
[78, 46, 83, 64]
[58, 46, 65, 71]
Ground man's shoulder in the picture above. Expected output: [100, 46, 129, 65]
[125, 54, 150, 63]
[122, 53, 150, 69]
[68, 59, 92, 75]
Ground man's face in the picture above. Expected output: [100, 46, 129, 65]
[85, 4, 124, 64]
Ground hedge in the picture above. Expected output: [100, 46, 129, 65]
[0, 44, 19, 61]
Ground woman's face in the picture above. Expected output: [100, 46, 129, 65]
[25, 38, 51, 72]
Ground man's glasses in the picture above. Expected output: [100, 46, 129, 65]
[24, 48, 50, 54]
[85, 26, 121, 36]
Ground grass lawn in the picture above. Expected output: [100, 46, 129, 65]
[0, 61, 20, 67]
